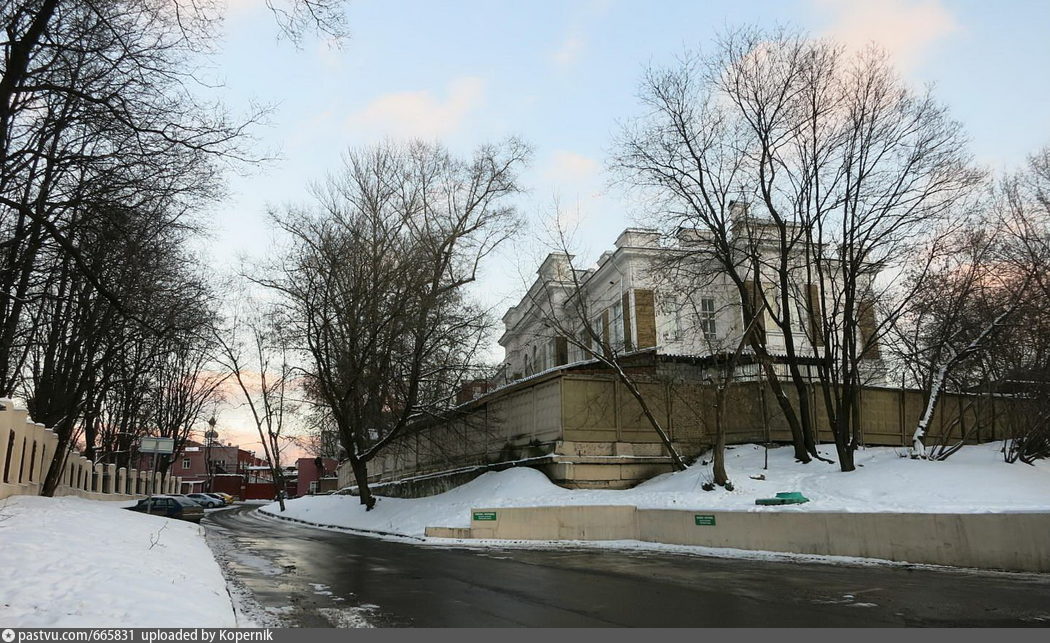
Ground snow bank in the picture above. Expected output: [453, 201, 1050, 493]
[261, 443, 1050, 538]
[0, 495, 235, 627]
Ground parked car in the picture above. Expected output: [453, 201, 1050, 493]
[202, 493, 229, 506]
[186, 493, 222, 508]
[212, 492, 235, 504]
[125, 495, 204, 523]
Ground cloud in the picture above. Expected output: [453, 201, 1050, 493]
[543, 150, 600, 183]
[537, 151, 604, 227]
[344, 77, 486, 140]
[551, 34, 586, 67]
[315, 36, 344, 70]
[813, 0, 960, 70]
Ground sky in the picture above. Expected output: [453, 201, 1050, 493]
[198, 0, 1050, 454]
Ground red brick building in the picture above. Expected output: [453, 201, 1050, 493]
[295, 456, 339, 496]
[170, 440, 267, 497]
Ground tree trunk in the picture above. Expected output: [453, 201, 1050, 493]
[786, 363, 822, 459]
[349, 456, 375, 510]
[835, 436, 855, 472]
[615, 369, 686, 471]
[833, 393, 857, 472]
[913, 361, 949, 456]
[712, 394, 728, 486]
[757, 356, 811, 463]
[41, 438, 68, 497]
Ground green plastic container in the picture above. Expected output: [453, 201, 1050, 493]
[755, 491, 810, 505]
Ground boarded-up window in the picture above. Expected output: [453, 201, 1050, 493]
[807, 283, 824, 347]
[634, 289, 657, 348]
[858, 299, 880, 359]
[554, 336, 568, 366]
[741, 281, 766, 343]
[630, 287, 655, 346]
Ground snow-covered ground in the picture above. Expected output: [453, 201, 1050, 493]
[0, 495, 236, 627]
[260, 443, 1050, 538]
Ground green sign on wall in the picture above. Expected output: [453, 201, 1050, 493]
[473, 511, 498, 521]
[694, 514, 716, 526]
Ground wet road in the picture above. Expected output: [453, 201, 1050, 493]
[205, 504, 1050, 627]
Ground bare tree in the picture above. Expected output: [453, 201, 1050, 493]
[214, 315, 299, 511]
[264, 0, 349, 43]
[893, 216, 1029, 457]
[615, 27, 980, 471]
[992, 148, 1050, 463]
[521, 215, 687, 471]
[259, 139, 528, 509]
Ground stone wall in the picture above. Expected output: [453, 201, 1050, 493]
[339, 370, 1025, 494]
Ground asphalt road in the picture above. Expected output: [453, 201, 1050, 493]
[205, 504, 1050, 627]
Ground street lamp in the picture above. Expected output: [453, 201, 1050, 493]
[205, 416, 218, 492]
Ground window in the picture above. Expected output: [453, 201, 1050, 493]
[592, 314, 606, 349]
[309, 481, 318, 494]
[662, 299, 682, 341]
[699, 297, 718, 339]
[182, 458, 191, 470]
[611, 302, 624, 349]
[575, 329, 589, 361]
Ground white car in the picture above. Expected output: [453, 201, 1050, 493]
[184, 493, 222, 508]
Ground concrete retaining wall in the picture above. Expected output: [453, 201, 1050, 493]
[461, 505, 1050, 573]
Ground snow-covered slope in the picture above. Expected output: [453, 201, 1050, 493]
[0, 495, 236, 627]
[261, 443, 1050, 538]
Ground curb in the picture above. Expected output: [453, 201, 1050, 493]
[255, 506, 425, 541]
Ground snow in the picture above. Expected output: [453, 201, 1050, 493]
[0, 495, 236, 627]
[260, 442, 1050, 538]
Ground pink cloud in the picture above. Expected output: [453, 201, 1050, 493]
[813, 0, 961, 71]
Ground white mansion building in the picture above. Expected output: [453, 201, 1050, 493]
[498, 219, 884, 384]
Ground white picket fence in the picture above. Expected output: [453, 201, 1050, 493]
[0, 398, 182, 501]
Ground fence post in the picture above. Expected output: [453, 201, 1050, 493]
[40, 428, 57, 492]
[24, 425, 41, 494]
[0, 400, 11, 490]
[80, 455, 90, 492]
[105, 463, 116, 494]
[9, 407, 29, 488]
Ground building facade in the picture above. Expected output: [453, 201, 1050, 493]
[336, 222, 980, 493]
[499, 221, 885, 386]
[167, 440, 267, 496]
